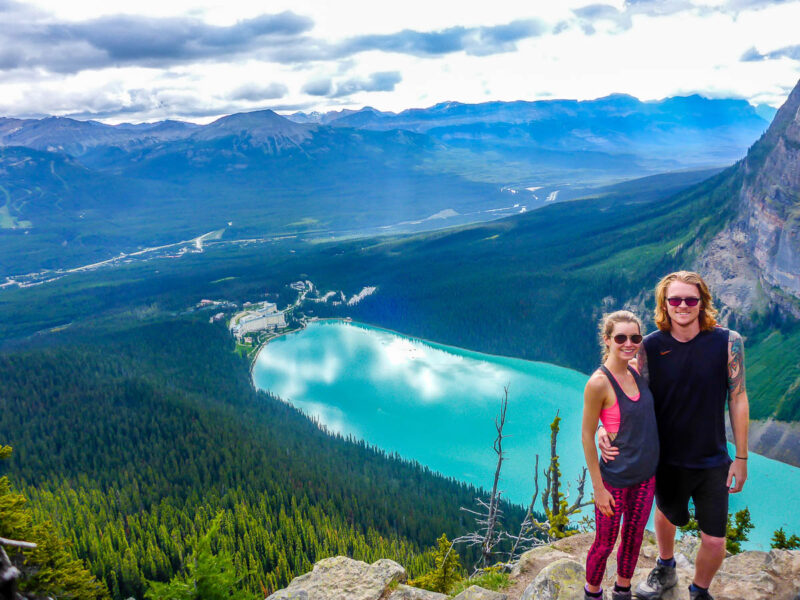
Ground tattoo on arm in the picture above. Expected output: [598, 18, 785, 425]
[728, 331, 746, 397]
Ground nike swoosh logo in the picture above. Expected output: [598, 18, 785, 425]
[660, 350, 672, 355]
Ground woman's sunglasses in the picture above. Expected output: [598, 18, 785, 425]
[612, 334, 643, 344]
[667, 297, 701, 307]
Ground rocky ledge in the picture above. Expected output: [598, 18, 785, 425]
[507, 532, 800, 600]
[268, 532, 800, 600]
[265, 555, 504, 600]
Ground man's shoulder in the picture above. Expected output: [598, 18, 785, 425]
[709, 325, 733, 343]
[643, 329, 667, 349]
[717, 326, 742, 340]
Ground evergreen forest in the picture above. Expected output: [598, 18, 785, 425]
[1, 318, 526, 598]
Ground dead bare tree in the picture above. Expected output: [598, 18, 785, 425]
[456, 398, 594, 570]
[505, 412, 594, 561]
[505, 455, 543, 561]
[453, 385, 509, 570]
[0, 537, 36, 600]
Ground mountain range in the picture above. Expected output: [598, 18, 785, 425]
[1, 82, 799, 600]
[0, 94, 775, 279]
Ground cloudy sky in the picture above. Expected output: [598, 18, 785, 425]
[2, 0, 799, 123]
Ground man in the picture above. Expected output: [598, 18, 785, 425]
[599, 271, 749, 600]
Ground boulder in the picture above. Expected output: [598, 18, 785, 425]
[450, 585, 508, 600]
[712, 568, 778, 599]
[707, 548, 800, 599]
[267, 556, 406, 600]
[511, 546, 573, 579]
[764, 550, 800, 600]
[720, 549, 770, 574]
[386, 584, 448, 600]
[521, 558, 585, 600]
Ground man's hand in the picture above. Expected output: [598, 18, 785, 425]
[597, 427, 619, 463]
[727, 458, 748, 493]
[594, 486, 616, 517]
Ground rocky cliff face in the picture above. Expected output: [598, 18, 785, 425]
[697, 79, 800, 318]
[727, 419, 800, 467]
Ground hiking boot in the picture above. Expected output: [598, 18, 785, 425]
[688, 585, 714, 600]
[612, 589, 632, 600]
[634, 563, 678, 599]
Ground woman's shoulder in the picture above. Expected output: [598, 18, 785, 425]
[585, 369, 611, 395]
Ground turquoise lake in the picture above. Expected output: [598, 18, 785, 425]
[252, 320, 800, 550]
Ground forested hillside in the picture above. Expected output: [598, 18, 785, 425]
[1, 87, 798, 599]
[1, 318, 524, 598]
[2, 156, 797, 421]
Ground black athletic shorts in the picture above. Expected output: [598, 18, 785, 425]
[655, 462, 730, 538]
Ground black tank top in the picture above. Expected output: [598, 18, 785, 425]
[644, 328, 731, 469]
[598, 365, 659, 487]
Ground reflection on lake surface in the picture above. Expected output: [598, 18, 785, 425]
[252, 320, 800, 550]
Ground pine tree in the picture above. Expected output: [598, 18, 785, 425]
[771, 527, 800, 550]
[725, 508, 753, 554]
[0, 445, 109, 599]
[681, 507, 754, 555]
[145, 512, 254, 600]
[409, 534, 464, 594]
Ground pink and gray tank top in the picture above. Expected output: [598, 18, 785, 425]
[598, 365, 659, 487]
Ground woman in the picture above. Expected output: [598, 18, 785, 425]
[581, 310, 659, 600]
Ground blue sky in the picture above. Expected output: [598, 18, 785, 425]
[1, 0, 799, 122]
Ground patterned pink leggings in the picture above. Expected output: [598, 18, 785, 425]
[585, 476, 656, 586]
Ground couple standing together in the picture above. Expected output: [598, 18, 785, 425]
[581, 271, 749, 600]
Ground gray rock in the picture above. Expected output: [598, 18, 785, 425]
[763, 549, 800, 600]
[511, 545, 573, 579]
[268, 592, 308, 600]
[720, 550, 770, 574]
[450, 585, 508, 600]
[676, 534, 702, 564]
[712, 568, 777, 599]
[386, 584, 448, 600]
[521, 558, 585, 600]
[267, 556, 407, 600]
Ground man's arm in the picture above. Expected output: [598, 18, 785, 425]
[634, 343, 649, 383]
[727, 330, 749, 493]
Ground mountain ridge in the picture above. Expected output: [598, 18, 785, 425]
[696, 78, 800, 318]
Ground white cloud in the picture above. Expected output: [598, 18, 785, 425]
[1, 0, 798, 121]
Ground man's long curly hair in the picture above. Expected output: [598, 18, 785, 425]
[654, 271, 717, 332]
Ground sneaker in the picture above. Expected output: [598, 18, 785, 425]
[634, 563, 678, 599]
[584, 590, 603, 600]
[612, 589, 632, 600]
[688, 585, 714, 600]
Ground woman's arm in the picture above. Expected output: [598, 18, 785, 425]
[582, 374, 615, 517]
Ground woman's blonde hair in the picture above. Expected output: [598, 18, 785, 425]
[654, 271, 717, 332]
[599, 310, 643, 361]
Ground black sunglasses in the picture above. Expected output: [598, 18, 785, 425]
[667, 297, 700, 307]
[612, 334, 643, 344]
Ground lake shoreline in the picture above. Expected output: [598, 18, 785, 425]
[250, 320, 800, 550]
[250, 317, 347, 375]
[252, 319, 800, 469]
